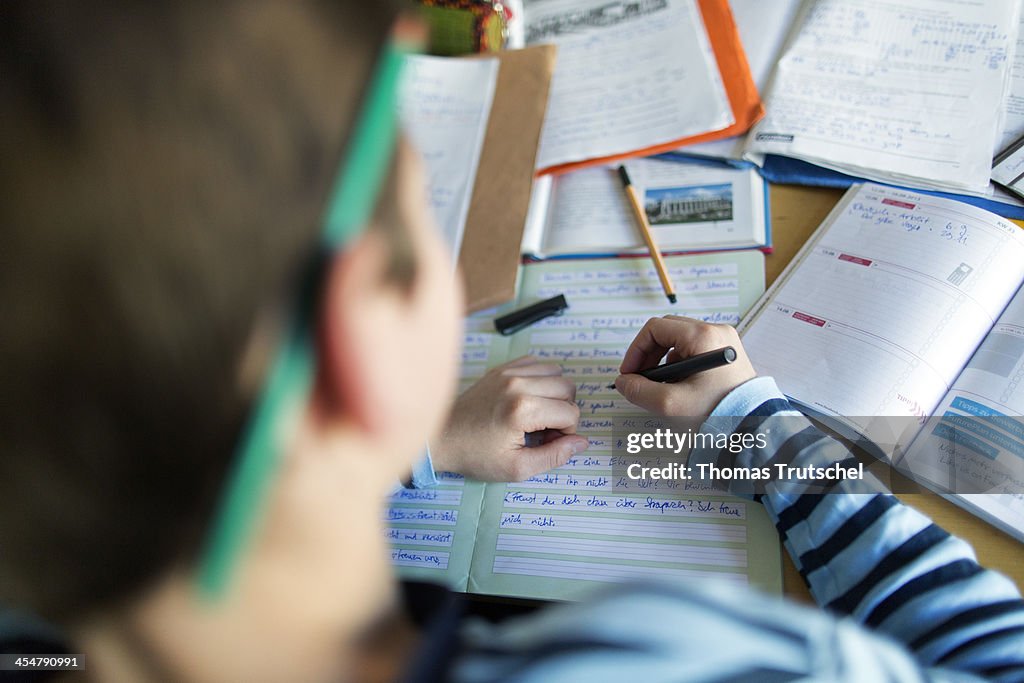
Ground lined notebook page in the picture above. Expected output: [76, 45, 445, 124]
[741, 184, 1024, 443]
[465, 252, 783, 601]
[384, 316, 509, 589]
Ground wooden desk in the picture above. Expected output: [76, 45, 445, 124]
[767, 184, 1024, 601]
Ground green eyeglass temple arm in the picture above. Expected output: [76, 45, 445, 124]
[196, 39, 413, 600]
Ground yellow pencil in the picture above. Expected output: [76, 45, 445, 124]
[617, 165, 677, 304]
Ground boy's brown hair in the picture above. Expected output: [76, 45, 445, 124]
[0, 1, 409, 621]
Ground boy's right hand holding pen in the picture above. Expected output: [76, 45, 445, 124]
[613, 316, 757, 418]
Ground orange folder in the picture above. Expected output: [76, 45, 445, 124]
[538, 0, 763, 176]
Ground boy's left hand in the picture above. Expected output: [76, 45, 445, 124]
[431, 356, 589, 482]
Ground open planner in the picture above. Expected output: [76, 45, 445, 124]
[740, 183, 1024, 540]
[387, 252, 782, 600]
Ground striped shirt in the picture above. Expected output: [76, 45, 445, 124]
[447, 377, 1024, 682]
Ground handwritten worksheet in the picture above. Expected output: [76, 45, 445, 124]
[998, 8, 1024, 154]
[524, 0, 733, 172]
[745, 0, 1020, 194]
[387, 252, 783, 600]
[398, 56, 498, 257]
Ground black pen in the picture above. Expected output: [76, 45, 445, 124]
[607, 346, 737, 389]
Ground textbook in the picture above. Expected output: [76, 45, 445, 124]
[386, 251, 783, 600]
[742, 0, 1023, 197]
[740, 183, 1024, 541]
[520, 157, 770, 259]
[518, 0, 763, 175]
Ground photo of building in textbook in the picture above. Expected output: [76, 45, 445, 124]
[644, 182, 733, 225]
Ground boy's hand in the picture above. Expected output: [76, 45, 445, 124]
[614, 316, 756, 417]
[432, 357, 589, 481]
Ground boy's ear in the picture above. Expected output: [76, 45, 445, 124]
[313, 230, 396, 436]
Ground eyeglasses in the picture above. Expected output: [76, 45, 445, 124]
[195, 33, 420, 600]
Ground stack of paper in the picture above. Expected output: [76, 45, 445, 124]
[678, 0, 1024, 218]
[744, 0, 1021, 196]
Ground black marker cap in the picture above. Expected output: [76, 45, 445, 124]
[494, 294, 569, 336]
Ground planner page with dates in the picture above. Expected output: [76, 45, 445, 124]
[740, 183, 1024, 443]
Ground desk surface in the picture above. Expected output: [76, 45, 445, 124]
[767, 184, 1024, 601]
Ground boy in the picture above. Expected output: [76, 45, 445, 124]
[2, 2, 1022, 681]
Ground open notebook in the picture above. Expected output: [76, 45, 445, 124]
[740, 183, 1024, 540]
[386, 252, 782, 600]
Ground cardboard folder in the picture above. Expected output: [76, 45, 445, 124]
[458, 45, 556, 314]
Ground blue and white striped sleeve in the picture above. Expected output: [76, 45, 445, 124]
[692, 377, 1024, 679]
[451, 378, 1024, 683]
